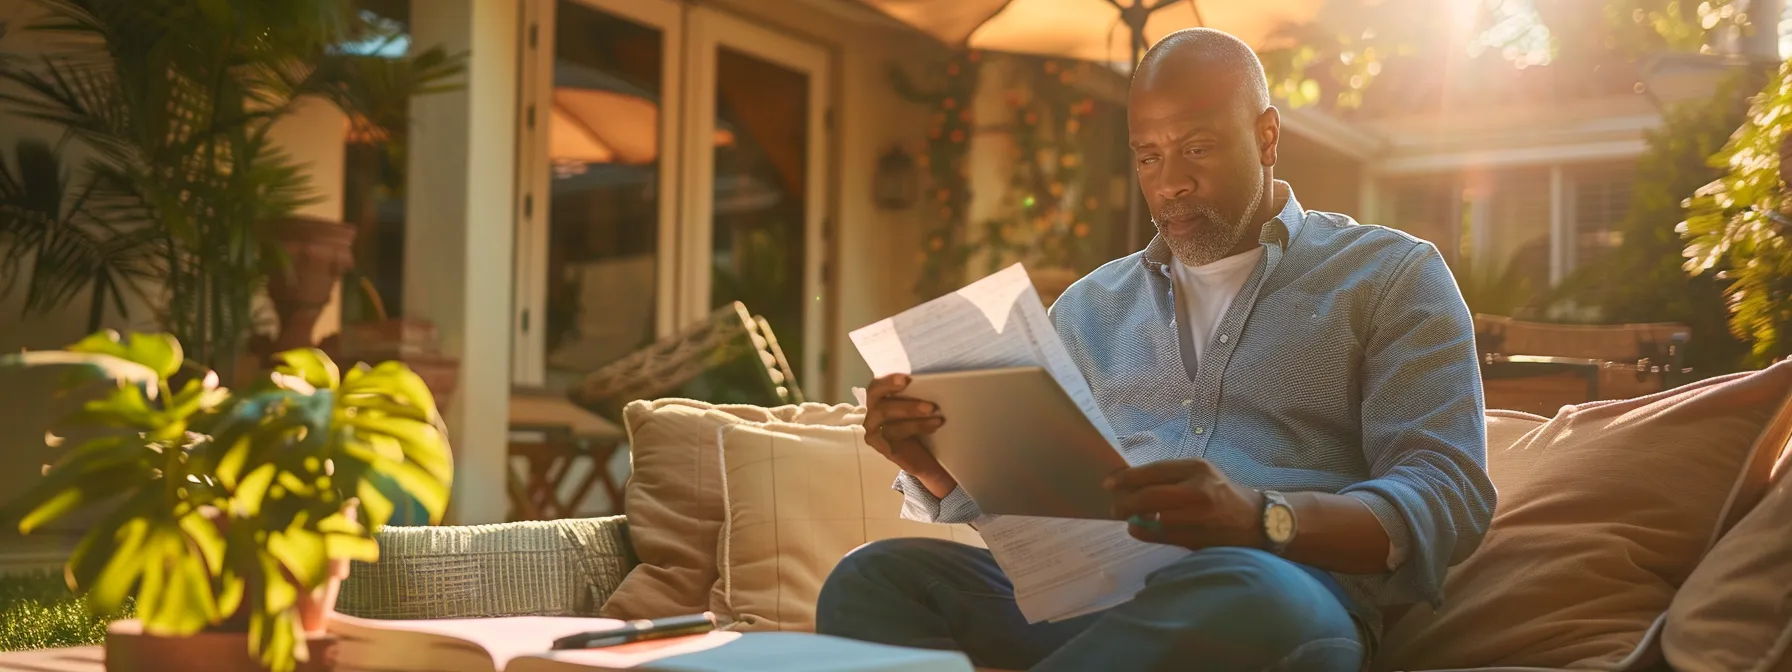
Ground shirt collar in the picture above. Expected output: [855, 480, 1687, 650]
[1142, 180, 1303, 271]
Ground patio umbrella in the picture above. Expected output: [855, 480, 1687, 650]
[858, 0, 1325, 250]
[550, 63, 734, 166]
[857, 0, 1323, 66]
[551, 87, 735, 165]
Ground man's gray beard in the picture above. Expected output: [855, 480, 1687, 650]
[1157, 179, 1264, 267]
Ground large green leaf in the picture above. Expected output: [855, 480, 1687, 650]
[84, 515, 152, 616]
[378, 460, 449, 525]
[273, 348, 339, 391]
[11, 438, 155, 534]
[0, 350, 159, 389]
[64, 385, 161, 431]
[66, 331, 183, 379]
[353, 478, 394, 531]
[343, 414, 452, 483]
[264, 524, 327, 590]
[340, 360, 440, 421]
[249, 603, 302, 672]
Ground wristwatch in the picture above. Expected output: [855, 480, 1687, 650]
[1260, 490, 1296, 555]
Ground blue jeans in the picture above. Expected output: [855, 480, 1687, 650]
[815, 538, 1367, 672]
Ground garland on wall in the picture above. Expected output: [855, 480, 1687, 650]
[977, 56, 1104, 276]
[890, 50, 982, 300]
[893, 51, 1110, 299]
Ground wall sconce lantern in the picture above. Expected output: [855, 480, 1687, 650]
[873, 145, 920, 211]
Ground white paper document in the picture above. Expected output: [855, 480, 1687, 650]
[848, 264, 1191, 623]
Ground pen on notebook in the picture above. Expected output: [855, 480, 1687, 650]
[549, 613, 723, 650]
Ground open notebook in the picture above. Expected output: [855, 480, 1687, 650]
[327, 615, 972, 672]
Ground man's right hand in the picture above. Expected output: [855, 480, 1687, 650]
[864, 374, 958, 499]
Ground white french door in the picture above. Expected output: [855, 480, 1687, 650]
[681, 7, 831, 397]
[513, 0, 831, 397]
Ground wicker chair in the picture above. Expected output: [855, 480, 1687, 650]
[570, 301, 803, 424]
[1474, 314, 1692, 416]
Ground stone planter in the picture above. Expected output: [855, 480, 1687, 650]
[267, 216, 356, 355]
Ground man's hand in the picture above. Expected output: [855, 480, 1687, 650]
[1104, 459, 1265, 550]
[864, 374, 958, 499]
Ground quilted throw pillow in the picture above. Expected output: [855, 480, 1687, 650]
[710, 421, 984, 632]
[601, 399, 864, 620]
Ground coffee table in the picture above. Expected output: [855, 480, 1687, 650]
[0, 646, 103, 671]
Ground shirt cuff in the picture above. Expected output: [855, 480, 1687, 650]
[892, 471, 977, 524]
[1346, 490, 1412, 572]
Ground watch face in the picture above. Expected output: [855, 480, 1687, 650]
[1266, 506, 1295, 543]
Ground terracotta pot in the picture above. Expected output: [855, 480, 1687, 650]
[341, 318, 439, 361]
[104, 621, 339, 672]
[267, 216, 356, 354]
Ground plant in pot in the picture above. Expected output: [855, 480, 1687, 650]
[0, 0, 463, 383]
[1, 330, 453, 671]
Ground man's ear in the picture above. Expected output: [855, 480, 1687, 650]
[1258, 106, 1280, 168]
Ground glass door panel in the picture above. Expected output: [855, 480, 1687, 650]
[686, 9, 830, 396]
[518, 0, 681, 389]
[709, 46, 810, 384]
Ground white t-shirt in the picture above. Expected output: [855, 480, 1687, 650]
[1170, 246, 1408, 571]
[1170, 248, 1263, 370]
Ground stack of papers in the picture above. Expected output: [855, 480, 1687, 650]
[848, 264, 1192, 623]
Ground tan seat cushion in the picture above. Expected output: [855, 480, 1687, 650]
[601, 399, 866, 620]
[711, 421, 983, 632]
[1376, 364, 1792, 671]
[1663, 433, 1792, 672]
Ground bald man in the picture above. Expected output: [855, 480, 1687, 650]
[820, 29, 1496, 671]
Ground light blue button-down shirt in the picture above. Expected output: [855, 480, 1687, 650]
[895, 182, 1497, 633]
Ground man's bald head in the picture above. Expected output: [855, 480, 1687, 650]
[1132, 28, 1271, 122]
[1127, 27, 1280, 267]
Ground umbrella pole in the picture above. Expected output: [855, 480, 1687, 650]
[1117, 0, 1179, 254]
[1125, 35, 1146, 254]
[1123, 6, 1148, 254]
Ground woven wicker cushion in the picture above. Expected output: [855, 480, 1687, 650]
[1663, 445, 1792, 672]
[337, 516, 632, 619]
[711, 421, 984, 632]
[603, 399, 864, 620]
[1375, 363, 1792, 671]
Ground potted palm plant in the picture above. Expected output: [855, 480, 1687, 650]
[0, 0, 463, 381]
[2, 330, 453, 672]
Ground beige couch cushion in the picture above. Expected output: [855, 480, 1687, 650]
[1663, 423, 1792, 672]
[602, 399, 864, 620]
[1376, 364, 1792, 671]
[711, 420, 984, 632]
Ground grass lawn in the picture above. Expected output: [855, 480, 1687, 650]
[0, 571, 131, 652]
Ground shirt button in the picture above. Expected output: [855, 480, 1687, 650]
[1194, 427, 1206, 434]
[1218, 334, 1229, 344]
